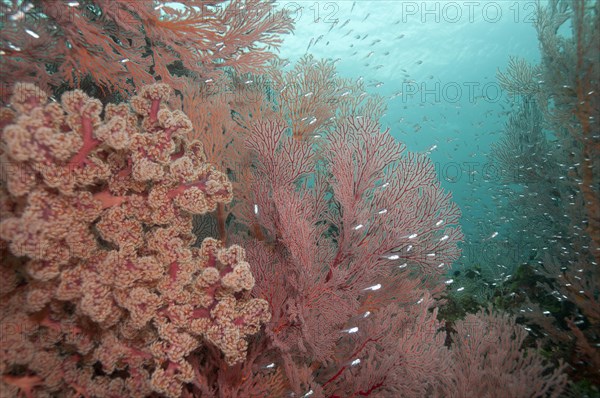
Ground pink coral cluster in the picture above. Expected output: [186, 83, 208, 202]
[0, 84, 269, 397]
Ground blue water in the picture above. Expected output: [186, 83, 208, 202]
[276, 0, 543, 273]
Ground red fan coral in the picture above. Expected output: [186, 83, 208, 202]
[0, 1, 294, 103]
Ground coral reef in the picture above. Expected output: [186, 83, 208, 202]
[0, 0, 578, 395]
[0, 83, 269, 397]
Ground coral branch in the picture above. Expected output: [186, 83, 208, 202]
[69, 116, 99, 166]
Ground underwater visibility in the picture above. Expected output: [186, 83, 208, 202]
[0, 0, 598, 397]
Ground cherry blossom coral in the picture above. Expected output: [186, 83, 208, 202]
[0, 83, 269, 397]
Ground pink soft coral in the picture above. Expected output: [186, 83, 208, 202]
[0, 83, 268, 397]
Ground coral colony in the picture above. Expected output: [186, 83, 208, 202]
[0, 0, 596, 397]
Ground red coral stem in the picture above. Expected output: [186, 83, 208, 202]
[357, 378, 386, 396]
[323, 365, 347, 388]
[149, 98, 160, 122]
[168, 261, 179, 281]
[166, 180, 207, 199]
[70, 116, 99, 166]
[192, 307, 211, 319]
[2, 375, 43, 398]
[93, 191, 126, 209]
